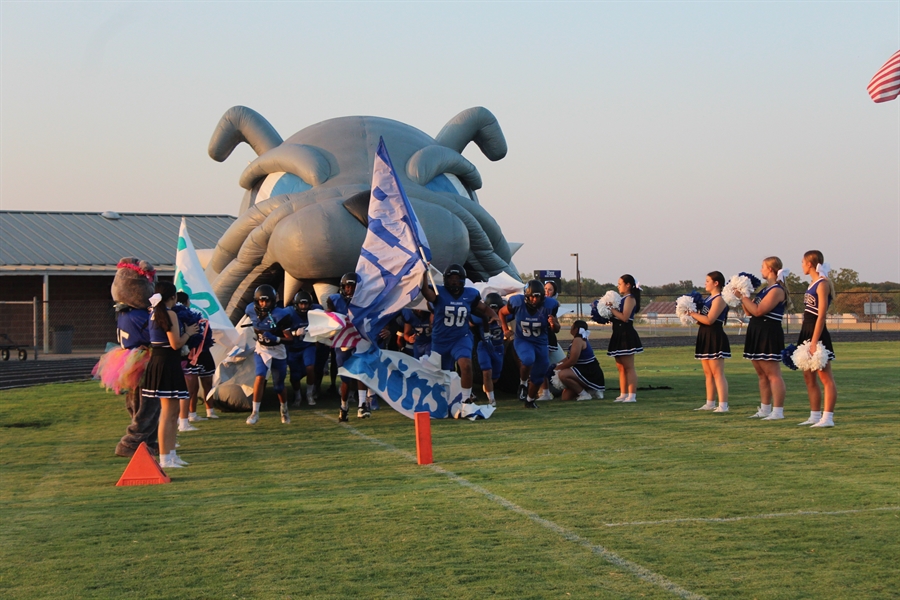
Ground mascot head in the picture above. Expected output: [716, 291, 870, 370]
[111, 257, 157, 309]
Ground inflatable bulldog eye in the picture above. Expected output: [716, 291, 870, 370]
[206, 105, 520, 323]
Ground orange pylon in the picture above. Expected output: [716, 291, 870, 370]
[415, 411, 433, 465]
[116, 442, 171, 486]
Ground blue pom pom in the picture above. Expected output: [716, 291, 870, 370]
[739, 271, 762, 288]
[781, 344, 798, 370]
[688, 291, 704, 310]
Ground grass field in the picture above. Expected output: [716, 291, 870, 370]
[1, 342, 898, 599]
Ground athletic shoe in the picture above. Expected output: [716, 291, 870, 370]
[524, 400, 539, 409]
[748, 407, 769, 418]
[620, 397, 636, 403]
[205, 412, 219, 419]
[357, 404, 371, 419]
[536, 389, 553, 401]
[576, 390, 592, 401]
[246, 412, 259, 425]
[463, 394, 476, 404]
[518, 383, 527, 402]
[171, 453, 189, 466]
[307, 394, 316, 406]
[694, 404, 716, 411]
[712, 405, 729, 413]
[797, 417, 819, 425]
[593, 391, 605, 399]
[810, 419, 834, 428]
[188, 414, 208, 422]
[281, 406, 291, 424]
[489, 398, 496, 407]
[613, 396, 627, 403]
[159, 457, 184, 469]
[178, 422, 200, 432]
[761, 412, 784, 421]
[338, 408, 349, 422]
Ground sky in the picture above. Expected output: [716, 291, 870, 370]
[2, 1, 898, 285]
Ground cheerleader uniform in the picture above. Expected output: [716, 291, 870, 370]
[797, 278, 835, 361]
[570, 335, 605, 392]
[142, 314, 189, 400]
[607, 294, 643, 357]
[694, 294, 731, 360]
[742, 284, 785, 361]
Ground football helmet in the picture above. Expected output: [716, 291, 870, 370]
[485, 292, 505, 311]
[293, 291, 313, 311]
[524, 280, 544, 309]
[443, 263, 466, 296]
[340, 272, 358, 300]
[254, 284, 278, 317]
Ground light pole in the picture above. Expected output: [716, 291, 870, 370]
[570, 253, 581, 317]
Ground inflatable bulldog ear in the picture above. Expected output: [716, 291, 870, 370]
[112, 257, 157, 309]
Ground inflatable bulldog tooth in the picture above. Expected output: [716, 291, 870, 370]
[205, 106, 521, 322]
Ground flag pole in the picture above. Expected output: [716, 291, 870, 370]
[418, 246, 438, 291]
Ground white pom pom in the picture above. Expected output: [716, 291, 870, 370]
[722, 274, 753, 307]
[550, 370, 563, 390]
[791, 341, 829, 371]
[596, 290, 622, 320]
[675, 295, 697, 326]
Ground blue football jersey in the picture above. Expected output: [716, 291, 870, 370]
[507, 295, 559, 346]
[431, 285, 481, 344]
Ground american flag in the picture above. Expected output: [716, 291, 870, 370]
[868, 50, 900, 103]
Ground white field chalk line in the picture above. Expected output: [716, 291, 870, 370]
[604, 507, 900, 527]
[315, 412, 705, 600]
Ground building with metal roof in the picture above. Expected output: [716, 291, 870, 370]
[0, 211, 235, 354]
[0, 211, 234, 274]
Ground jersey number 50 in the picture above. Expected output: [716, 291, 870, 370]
[444, 306, 468, 327]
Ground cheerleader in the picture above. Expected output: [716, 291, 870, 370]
[688, 272, 730, 412]
[555, 320, 605, 401]
[607, 274, 643, 403]
[797, 250, 837, 427]
[144, 282, 199, 469]
[739, 256, 790, 420]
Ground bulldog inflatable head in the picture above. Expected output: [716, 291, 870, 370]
[205, 106, 520, 321]
[111, 257, 157, 309]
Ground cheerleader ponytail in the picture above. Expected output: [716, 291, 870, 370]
[764, 256, 794, 312]
[621, 274, 642, 312]
[803, 250, 836, 300]
[151, 281, 177, 332]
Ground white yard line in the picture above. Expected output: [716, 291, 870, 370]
[314, 411, 705, 600]
[604, 507, 900, 527]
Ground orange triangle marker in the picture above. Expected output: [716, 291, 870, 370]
[116, 442, 171, 486]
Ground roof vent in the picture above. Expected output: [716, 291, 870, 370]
[101, 211, 121, 220]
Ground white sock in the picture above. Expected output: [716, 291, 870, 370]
[358, 390, 367, 407]
[821, 411, 834, 422]
[809, 410, 822, 421]
[206, 408, 216, 417]
[487, 391, 495, 401]
[520, 379, 527, 387]
[307, 385, 315, 397]
[628, 393, 636, 401]
[252, 401, 261, 414]
[527, 396, 536, 402]
[761, 403, 772, 415]
[178, 417, 189, 427]
[188, 412, 198, 419]
[341, 400, 348, 411]
[462, 387, 471, 398]
[704, 401, 715, 408]
[771, 406, 784, 418]
[719, 402, 728, 410]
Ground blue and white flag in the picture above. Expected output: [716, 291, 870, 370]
[174, 218, 239, 351]
[339, 347, 495, 420]
[349, 138, 431, 342]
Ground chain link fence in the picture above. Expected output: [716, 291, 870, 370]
[555, 290, 900, 336]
